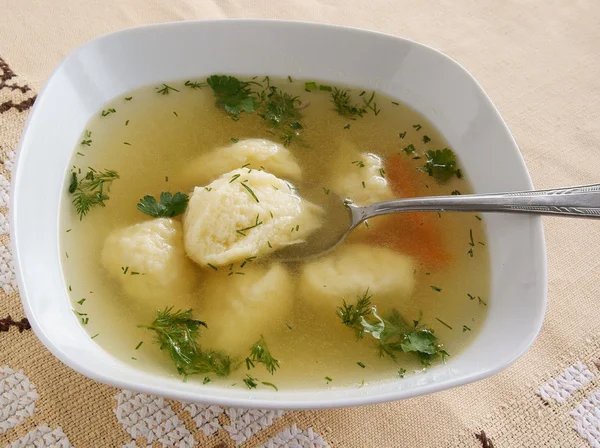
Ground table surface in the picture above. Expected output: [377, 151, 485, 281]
[1, 2, 600, 447]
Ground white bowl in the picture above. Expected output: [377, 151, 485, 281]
[11, 20, 547, 409]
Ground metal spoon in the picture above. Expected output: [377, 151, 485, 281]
[274, 183, 600, 261]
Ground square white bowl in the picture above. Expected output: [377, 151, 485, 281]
[11, 19, 546, 409]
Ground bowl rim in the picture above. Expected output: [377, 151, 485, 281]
[10, 18, 547, 409]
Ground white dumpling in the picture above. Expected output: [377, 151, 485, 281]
[181, 138, 302, 188]
[299, 243, 416, 318]
[199, 264, 293, 356]
[331, 141, 394, 206]
[183, 169, 324, 266]
[101, 218, 197, 308]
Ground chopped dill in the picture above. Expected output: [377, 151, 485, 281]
[247, 335, 280, 374]
[101, 108, 116, 117]
[240, 182, 259, 202]
[243, 374, 259, 389]
[184, 80, 208, 89]
[261, 381, 278, 391]
[69, 168, 119, 220]
[140, 307, 231, 378]
[156, 84, 179, 95]
[435, 318, 453, 330]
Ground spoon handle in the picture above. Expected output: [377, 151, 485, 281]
[355, 183, 600, 221]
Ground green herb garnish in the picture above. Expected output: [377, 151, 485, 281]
[243, 374, 259, 389]
[398, 368, 407, 378]
[69, 168, 119, 220]
[430, 286, 442, 292]
[240, 182, 259, 202]
[339, 295, 446, 367]
[184, 80, 208, 89]
[325, 376, 333, 383]
[141, 307, 231, 378]
[156, 84, 179, 95]
[101, 108, 116, 117]
[422, 148, 460, 183]
[261, 381, 278, 391]
[422, 135, 431, 144]
[259, 87, 304, 147]
[207, 75, 258, 118]
[357, 361, 366, 368]
[435, 318, 453, 330]
[402, 144, 416, 155]
[80, 130, 92, 146]
[337, 289, 373, 338]
[136, 192, 189, 218]
[247, 335, 280, 374]
[331, 88, 377, 118]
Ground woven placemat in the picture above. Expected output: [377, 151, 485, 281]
[2, 4, 600, 445]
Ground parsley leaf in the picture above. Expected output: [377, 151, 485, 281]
[400, 330, 439, 355]
[136, 192, 189, 218]
[207, 75, 258, 118]
[422, 148, 461, 183]
[338, 294, 447, 367]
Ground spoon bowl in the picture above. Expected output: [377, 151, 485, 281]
[276, 182, 600, 261]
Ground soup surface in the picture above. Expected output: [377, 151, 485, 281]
[61, 76, 489, 390]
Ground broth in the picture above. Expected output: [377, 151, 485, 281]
[61, 76, 489, 390]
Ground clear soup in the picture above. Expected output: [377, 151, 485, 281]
[61, 76, 489, 390]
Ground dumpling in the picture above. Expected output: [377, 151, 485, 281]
[183, 169, 324, 266]
[181, 138, 302, 188]
[101, 218, 197, 308]
[199, 264, 293, 356]
[330, 140, 394, 206]
[299, 243, 416, 319]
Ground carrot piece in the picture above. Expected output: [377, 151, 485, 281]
[355, 154, 451, 269]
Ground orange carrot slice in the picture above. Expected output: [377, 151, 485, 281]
[354, 154, 451, 269]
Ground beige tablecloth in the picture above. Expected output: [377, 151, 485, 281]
[1, 2, 600, 447]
